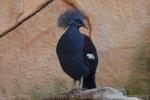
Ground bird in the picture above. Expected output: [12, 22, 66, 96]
[56, 18, 98, 91]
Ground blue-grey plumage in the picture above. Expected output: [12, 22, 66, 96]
[57, 20, 89, 80]
[56, 18, 98, 90]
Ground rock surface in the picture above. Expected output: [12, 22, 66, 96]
[0, 0, 149, 99]
[43, 87, 141, 100]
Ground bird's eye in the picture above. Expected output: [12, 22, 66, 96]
[75, 19, 82, 24]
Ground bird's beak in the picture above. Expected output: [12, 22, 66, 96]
[84, 25, 88, 29]
[83, 24, 88, 29]
[83, 20, 89, 29]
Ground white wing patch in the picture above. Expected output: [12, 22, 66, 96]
[86, 53, 95, 60]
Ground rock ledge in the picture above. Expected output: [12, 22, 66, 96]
[43, 87, 141, 100]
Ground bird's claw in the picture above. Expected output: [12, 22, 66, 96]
[72, 88, 86, 92]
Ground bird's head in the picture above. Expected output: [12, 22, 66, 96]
[69, 18, 88, 29]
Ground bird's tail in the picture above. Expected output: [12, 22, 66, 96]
[83, 74, 96, 89]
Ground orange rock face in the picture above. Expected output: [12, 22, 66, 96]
[0, 0, 149, 99]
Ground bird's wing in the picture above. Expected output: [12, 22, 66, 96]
[83, 35, 98, 72]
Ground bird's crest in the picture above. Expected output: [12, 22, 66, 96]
[57, 10, 85, 29]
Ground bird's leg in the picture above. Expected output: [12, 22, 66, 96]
[79, 76, 83, 91]
[70, 80, 76, 92]
[67, 80, 76, 95]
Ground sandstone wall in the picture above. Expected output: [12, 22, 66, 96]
[0, 0, 149, 99]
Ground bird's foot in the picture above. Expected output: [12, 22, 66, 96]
[79, 88, 83, 91]
[66, 88, 88, 96]
[66, 89, 77, 96]
[79, 88, 87, 91]
[68, 88, 83, 94]
[71, 88, 77, 93]
[72, 88, 86, 93]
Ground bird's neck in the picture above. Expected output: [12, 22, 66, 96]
[62, 24, 84, 51]
[63, 24, 83, 44]
[68, 23, 80, 30]
[64, 24, 80, 36]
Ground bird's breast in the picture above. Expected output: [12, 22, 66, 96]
[58, 33, 84, 54]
